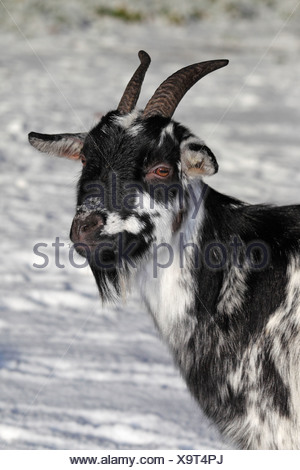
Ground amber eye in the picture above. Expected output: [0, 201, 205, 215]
[154, 167, 170, 177]
[81, 155, 87, 166]
[145, 164, 173, 181]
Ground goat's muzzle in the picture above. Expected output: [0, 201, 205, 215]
[70, 212, 104, 255]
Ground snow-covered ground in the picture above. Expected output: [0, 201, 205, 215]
[1, 1, 300, 450]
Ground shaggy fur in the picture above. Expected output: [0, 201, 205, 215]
[28, 58, 300, 449]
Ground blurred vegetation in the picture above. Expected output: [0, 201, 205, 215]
[0, 0, 298, 35]
[95, 5, 144, 22]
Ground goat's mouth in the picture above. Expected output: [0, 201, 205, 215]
[73, 239, 118, 268]
[72, 230, 150, 273]
[72, 240, 101, 257]
[70, 211, 150, 272]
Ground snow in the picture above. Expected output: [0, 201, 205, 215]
[1, 0, 300, 450]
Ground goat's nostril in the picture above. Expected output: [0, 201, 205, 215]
[81, 222, 94, 233]
[71, 213, 104, 243]
[81, 215, 103, 233]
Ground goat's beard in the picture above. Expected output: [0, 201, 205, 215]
[87, 247, 131, 303]
[90, 264, 130, 303]
[87, 233, 151, 303]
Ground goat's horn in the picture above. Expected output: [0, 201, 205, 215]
[117, 50, 151, 114]
[143, 59, 229, 119]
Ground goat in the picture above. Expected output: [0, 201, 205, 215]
[28, 51, 300, 449]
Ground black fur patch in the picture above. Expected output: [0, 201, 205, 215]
[260, 348, 290, 418]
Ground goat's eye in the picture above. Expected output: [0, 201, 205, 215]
[81, 155, 87, 166]
[154, 167, 170, 177]
[145, 164, 173, 181]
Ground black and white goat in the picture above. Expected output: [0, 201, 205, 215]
[28, 51, 300, 449]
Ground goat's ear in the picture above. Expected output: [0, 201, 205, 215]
[180, 140, 218, 177]
[28, 132, 87, 160]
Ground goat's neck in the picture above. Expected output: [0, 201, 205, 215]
[136, 179, 206, 348]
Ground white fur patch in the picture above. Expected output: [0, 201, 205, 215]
[102, 212, 145, 236]
[128, 123, 143, 137]
[159, 122, 175, 146]
[136, 181, 205, 348]
[217, 264, 249, 316]
[114, 109, 140, 129]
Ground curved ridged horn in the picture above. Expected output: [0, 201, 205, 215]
[117, 50, 151, 114]
[143, 59, 229, 119]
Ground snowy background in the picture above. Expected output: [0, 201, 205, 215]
[1, 0, 300, 450]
